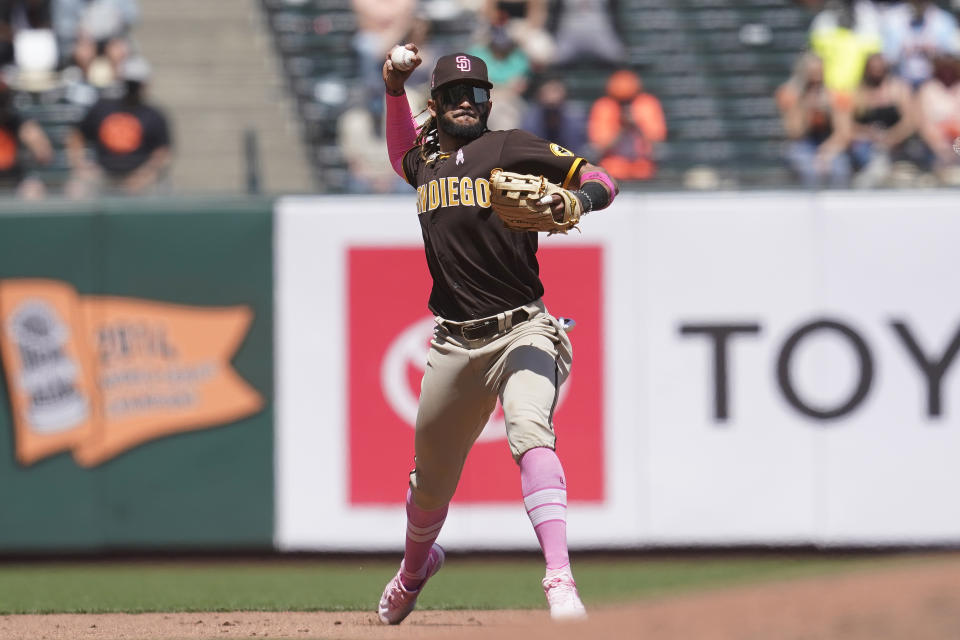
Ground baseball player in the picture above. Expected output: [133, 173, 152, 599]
[376, 44, 618, 625]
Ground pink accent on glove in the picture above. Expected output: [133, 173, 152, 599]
[386, 93, 418, 179]
[580, 170, 617, 202]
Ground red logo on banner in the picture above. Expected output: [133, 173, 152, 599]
[348, 247, 604, 504]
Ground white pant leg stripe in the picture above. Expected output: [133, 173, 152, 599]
[523, 488, 567, 511]
[527, 503, 567, 528]
[407, 530, 441, 543]
[407, 520, 445, 542]
[407, 520, 445, 536]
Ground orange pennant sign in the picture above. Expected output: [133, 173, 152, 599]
[0, 279, 263, 467]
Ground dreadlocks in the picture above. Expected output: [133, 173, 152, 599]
[415, 114, 441, 162]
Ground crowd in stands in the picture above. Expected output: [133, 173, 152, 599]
[342, 0, 959, 193]
[3, 0, 958, 197]
[341, 0, 669, 193]
[0, 0, 170, 199]
[780, 0, 960, 188]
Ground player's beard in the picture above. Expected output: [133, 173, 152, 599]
[438, 108, 488, 140]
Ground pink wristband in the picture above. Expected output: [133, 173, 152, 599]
[580, 171, 617, 202]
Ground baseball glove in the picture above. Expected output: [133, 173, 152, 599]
[489, 169, 582, 234]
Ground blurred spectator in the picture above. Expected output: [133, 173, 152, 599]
[551, 0, 625, 67]
[0, 78, 53, 198]
[810, 0, 883, 36]
[337, 99, 407, 193]
[468, 25, 530, 130]
[846, 52, 920, 187]
[53, 0, 137, 57]
[882, 0, 960, 89]
[419, 0, 475, 22]
[12, 25, 59, 91]
[483, 0, 554, 69]
[776, 53, 853, 188]
[586, 69, 666, 181]
[521, 77, 588, 156]
[351, 0, 415, 124]
[396, 11, 439, 113]
[0, 0, 52, 66]
[916, 52, 960, 181]
[65, 56, 171, 197]
[810, 0, 883, 93]
[54, 0, 139, 85]
[469, 25, 530, 89]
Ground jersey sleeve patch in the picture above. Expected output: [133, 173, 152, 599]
[501, 130, 584, 186]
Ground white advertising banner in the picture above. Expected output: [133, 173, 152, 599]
[275, 191, 960, 550]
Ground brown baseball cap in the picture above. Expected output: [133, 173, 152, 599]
[430, 53, 493, 92]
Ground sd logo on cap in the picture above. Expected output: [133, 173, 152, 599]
[430, 53, 493, 92]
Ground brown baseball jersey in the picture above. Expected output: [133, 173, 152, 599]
[401, 129, 584, 322]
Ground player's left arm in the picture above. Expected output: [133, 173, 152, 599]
[543, 161, 619, 219]
[572, 161, 619, 213]
[501, 130, 618, 217]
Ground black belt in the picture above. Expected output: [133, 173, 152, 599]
[446, 308, 531, 341]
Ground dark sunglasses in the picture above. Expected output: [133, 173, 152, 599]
[435, 83, 490, 106]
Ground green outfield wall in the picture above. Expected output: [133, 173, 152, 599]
[0, 198, 275, 551]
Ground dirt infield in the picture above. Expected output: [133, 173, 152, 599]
[3, 555, 960, 640]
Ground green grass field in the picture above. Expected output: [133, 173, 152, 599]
[0, 553, 914, 615]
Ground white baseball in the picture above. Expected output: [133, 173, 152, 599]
[390, 46, 416, 71]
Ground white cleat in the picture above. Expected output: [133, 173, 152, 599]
[542, 567, 587, 621]
[377, 543, 445, 625]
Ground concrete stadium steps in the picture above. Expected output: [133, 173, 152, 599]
[136, 0, 314, 194]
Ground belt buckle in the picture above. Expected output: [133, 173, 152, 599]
[461, 319, 493, 341]
[456, 308, 530, 342]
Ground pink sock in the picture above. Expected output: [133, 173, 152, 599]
[400, 488, 447, 590]
[520, 447, 570, 571]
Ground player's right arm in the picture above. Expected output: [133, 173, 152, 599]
[383, 43, 422, 181]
